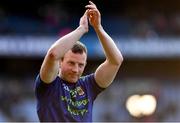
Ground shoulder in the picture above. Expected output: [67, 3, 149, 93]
[78, 73, 105, 100]
[79, 73, 95, 82]
[35, 73, 60, 89]
[78, 73, 97, 86]
[35, 74, 62, 97]
[79, 73, 105, 90]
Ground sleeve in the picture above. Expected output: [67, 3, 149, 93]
[82, 73, 105, 100]
[34, 74, 56, 100]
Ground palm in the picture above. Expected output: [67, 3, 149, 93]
[79, 11, 89, 33]
[86, 1, 101, 28]
[89, 11, 100, 27]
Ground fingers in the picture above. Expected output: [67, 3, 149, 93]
[81, 10, 88, 20]
[83, 10, 88, 17]
[87, 10, 92, 19]
[89, 1, 95, 5]
[85, 1, 100, 21]
[85, 1, 97, 9]
[85, 5, 96, 10]
[87, 9, 97, 16]
[85, 1, 97, 17]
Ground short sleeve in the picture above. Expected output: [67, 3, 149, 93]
[34, 74, 56, 100]
[80, 73, 105, 100]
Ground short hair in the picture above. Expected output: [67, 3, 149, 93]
[71, 41, 87, 54]
[61, 41, 87, 61]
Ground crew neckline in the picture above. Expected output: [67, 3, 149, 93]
[57, 76, 77, 86]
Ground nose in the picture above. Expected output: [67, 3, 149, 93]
[72, 64, 79, 73]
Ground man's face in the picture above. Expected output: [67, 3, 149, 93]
[60, 50, 87, 83]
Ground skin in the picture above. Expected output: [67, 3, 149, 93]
[40, 1, 123, 88]
[59, 50, 87, 83]
[40, 11, 88, 84]
[86, 1, 123, 88]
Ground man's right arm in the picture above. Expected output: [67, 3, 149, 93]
[40, 11, 88, 84]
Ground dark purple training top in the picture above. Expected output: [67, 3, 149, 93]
[35, 73, 104, 122]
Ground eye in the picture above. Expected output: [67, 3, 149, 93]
[79, 63, 84, 68]
[68, 61, 75, 66]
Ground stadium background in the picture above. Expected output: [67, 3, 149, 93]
[0, 0, 180, 121]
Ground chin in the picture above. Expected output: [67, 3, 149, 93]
[67, 77, 78, 83]
[68, 75, 79, 83]
[68, 80, 77, 83]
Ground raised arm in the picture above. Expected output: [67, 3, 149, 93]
[40, 11, 89, 83]
[86, 1, 123, 88]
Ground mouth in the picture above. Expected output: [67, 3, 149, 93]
[69, 73, 79, 78]
[68, 74, 79, 83]
[72, 75, 79, 79]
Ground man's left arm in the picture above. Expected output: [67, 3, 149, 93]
[94, 26, 123, 88]
[86, 1, 123, 88]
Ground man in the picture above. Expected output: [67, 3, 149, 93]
[35, 1, 123, 122]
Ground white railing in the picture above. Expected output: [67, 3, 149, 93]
[1, 36, 180, 58]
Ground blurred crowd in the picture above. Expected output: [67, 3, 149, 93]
[0, 74, 180, 121]
[93, 77, 180, 122]
[1, 2, 180, 38]
[0, 0, 180, 122]
[0, 76, 38, 121]
[0, 3, 73, 36]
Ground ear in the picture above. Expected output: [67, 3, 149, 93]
[84, 61, 87, 68]
[59, 59, 63, 67]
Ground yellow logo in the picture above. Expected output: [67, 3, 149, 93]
[77, 86, 84, 96]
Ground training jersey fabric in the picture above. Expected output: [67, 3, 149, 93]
[35, 73, 104, 122]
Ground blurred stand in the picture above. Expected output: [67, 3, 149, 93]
[0, 0, 180, 122]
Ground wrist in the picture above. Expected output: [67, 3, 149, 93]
[94, 25, 103, 32]
[78, 25, 88, 34]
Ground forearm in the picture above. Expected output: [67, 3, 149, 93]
[48, 26, 86, 60]
[95, 26, 123, 65]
